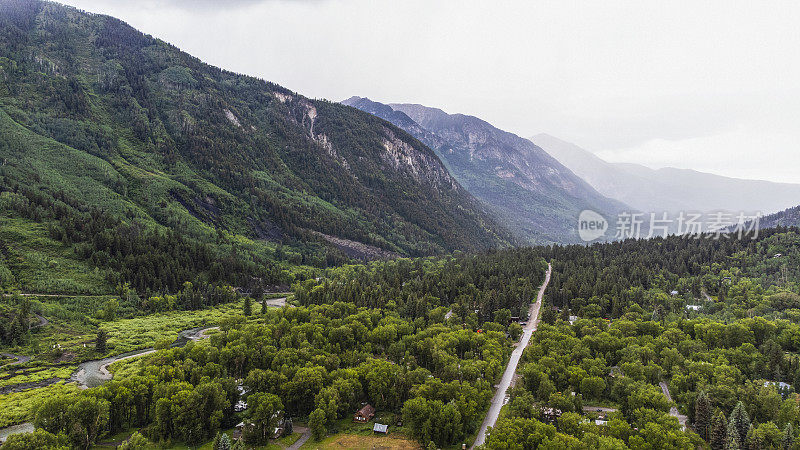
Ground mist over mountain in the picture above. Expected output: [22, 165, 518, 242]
[532, 133, 800, 216]
[343, 97, 630, 244]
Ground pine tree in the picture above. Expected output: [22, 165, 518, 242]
[711, 411, 728, 450]
[695, 391, 712, 441]
[725, 421, 741, 450]
[783, 423, 795, 450]
[261, 297, 267, 314]
[96, 329, 108, 354]
[794, 368, 800, 392]
[243, 297, 252, 316]
[746, 425, 762, 450]
[729, 402, 751, 446]
[217, 433, 231, 450]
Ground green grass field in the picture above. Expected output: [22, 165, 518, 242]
[300, 434, 420, 450]
[0, 215, 112, 295]
[0, 382, 80, 427]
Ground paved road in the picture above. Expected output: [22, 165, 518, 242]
[472, 263, 551, 448]
[287, 426, 311, 450]
[659, 381, 688, 429]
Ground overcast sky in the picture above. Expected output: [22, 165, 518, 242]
[60, 0, 800, 184]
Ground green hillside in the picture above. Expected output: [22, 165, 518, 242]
[0, 0, 512, 296]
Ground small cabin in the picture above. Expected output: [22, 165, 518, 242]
[354, 404, 375, 422]
[541, 407, 562, 423]
[764, 380, 792, 397]
[764, 380, 791, 389]
[234, 384, 249, 412]
[272, 412, 287, 438]
[568, 315, 578, 325]
[233, 422, 244, 441]
[373, 423, 388, 434]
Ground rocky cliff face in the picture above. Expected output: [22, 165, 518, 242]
[0, 1, 514, 257]
[390, 104, 584, 194]
[343, 97, 631, 244]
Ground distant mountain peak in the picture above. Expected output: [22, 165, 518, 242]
[346, 98, 631, 244]
[531, 134, 800, 215]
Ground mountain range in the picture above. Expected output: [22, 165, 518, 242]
[531, 133, 800, 217]
[1, 0, 795, 280]
[342, 97, 629, 244]
[0, 0, 513, 275]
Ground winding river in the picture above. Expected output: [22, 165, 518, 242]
[0, 326, 219, 442]
[71, 326, 219, 388]
[0, 296, 290, 442]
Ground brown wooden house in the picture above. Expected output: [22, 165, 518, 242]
[354, 404, 375, 422]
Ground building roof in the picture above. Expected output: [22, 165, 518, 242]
[373, 423, 388, 433]
[357, 404, 375, 417]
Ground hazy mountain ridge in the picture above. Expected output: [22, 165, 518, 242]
[758, 205, 800, 230]
[0, 0, 514, 264]
[532, 133, 800, 216]
[343, 97, 631, 244]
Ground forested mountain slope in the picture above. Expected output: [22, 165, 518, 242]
[0, 0, 511, 293]
[342, 97, 630, 245]
[758, 204, 800, 229]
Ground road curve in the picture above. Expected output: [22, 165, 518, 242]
[659, 381, 688, 429]
[287, 426, 311, 450]
[472, 263, 551, 448]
